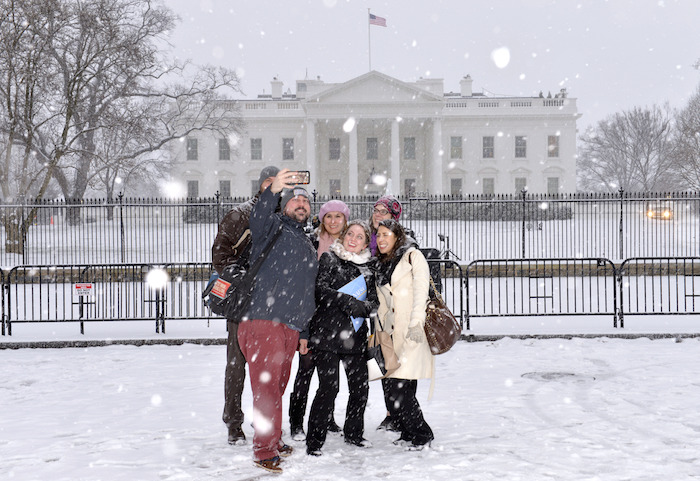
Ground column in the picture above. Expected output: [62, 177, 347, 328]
[305, 119, 317, 192]
[432, 118, 442, 195]
[390, 119, 400, 195]
[348, 121, 359, 196]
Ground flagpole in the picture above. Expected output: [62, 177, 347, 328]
[367, 8, 371, 71]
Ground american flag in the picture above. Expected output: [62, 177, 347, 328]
[369, 13, 387, 27]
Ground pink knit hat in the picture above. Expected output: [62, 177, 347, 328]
[319, 200, 350, 222]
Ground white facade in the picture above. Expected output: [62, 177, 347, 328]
[171, 71, 580, 198]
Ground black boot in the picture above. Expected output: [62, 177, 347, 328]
[227, 426, 246, 445]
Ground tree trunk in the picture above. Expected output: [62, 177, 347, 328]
[2, 209, 25, 255]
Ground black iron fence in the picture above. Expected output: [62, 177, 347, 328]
[1, 191, 699, 267]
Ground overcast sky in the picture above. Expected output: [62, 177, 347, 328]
[165, 0, 699, 130]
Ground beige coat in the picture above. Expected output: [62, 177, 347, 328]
[376, 247, 434, 380]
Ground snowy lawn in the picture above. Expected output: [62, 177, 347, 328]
[2, 325, 700, 480]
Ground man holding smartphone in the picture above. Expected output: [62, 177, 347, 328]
[238, 168, 318, 473]
[212, 166, 279, 446]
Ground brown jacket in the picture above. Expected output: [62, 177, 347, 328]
[211, 195, 259, 274]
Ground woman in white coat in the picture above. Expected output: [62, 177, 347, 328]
[374, 219, 434, 449]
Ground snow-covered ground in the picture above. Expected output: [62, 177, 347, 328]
[2, 318, 700, 480]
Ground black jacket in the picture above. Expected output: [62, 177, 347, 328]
[246, 188, 318, 333]
[308, 244, 378, 354]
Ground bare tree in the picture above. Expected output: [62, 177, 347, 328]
[671, 85, 700, 190]
[577, 105, 681, 192]
[0, 0, 243, 255]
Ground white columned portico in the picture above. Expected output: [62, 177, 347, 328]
[391, 119, 400, 195]
[305, 120, 317, 191]
[348, 121, 359, 196]
[431, 118, 442, 195]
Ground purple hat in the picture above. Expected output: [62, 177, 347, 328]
[319, 200, 350, 222]
[374, 195, 402, 221]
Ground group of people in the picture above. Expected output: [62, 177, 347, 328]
[212, 166, 435, 474]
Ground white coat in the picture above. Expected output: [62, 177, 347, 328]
[376, 247, 434, 380]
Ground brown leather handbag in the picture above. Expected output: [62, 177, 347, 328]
[424, 276, 461, 355]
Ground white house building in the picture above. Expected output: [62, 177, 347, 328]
[171, 71, 580, 198]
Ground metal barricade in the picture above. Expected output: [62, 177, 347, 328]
[465, 258, 618, 328]
[618, 257, 700, 327]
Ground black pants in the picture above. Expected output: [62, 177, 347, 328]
[222, 322, 246, 429]
[306, 350, 369, 451]
[384, 378, 434, 446]
[288, 351, 315, 431]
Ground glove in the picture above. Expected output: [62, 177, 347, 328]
[346, 298, 370, 318]
[406, 325, 424, 343]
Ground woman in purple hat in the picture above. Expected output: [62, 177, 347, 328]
[368, 196, 402, 256]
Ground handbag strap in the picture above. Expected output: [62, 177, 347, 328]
[242, 224, 283, 280]
[408, 250, 443, 304]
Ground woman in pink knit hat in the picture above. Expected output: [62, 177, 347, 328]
[289, 199, 350, 440]
[313, 200, 351, 259]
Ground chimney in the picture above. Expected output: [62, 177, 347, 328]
[270, 77, 283, 99]
[460, 75, 473, 97]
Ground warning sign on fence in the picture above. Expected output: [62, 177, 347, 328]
[74, 283, 94, 297]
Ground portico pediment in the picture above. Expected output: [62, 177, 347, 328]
[305, 71, 443, 105]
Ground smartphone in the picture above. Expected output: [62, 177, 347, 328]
[290, 170, 310, 184]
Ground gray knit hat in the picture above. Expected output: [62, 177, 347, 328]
[258, 166, 280, 190]
[280, 187, 310, 213]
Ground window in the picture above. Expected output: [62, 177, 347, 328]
[515, 136, 527, 158]
[250, 180, 259, 196]
[404, 178, 416, 196]
[329, 179, 341, 196]
[482, 136, 494, 158]
[514, 177, 527, 193]
[250, 138, 262, 160]
[282, 138, 294, 160]
[366, 137, 378, 160]
[186, 180, 199, 198]
[450, 178, 463, 196]
[403, 137, 416, 160]
[219, 139, 230, 161]
[547, 177, 560, 194]
[482, 177, 495, 195]
[186, 138, 198, 161]
[547, 135, 560, 158]
[329, 138, 340, 160]
[219, 180, 231, 198]
[450, 136, 463, 159]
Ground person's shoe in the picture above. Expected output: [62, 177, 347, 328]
[406, 441, 432, 451]
[306, 447, 322, 456]
[227, 426, 246, 445]
[278, 443, 294, 457]
[392, 437, 410, 447]
[345, 437, 373, 448]
[291, 426, 306, 441]
[327, 420, 342, 433]
[377, 416, 399, 432]
[254, 456, 282, 473]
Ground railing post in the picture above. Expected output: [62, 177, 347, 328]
[618, 187, 624, 261]
[521, 187, 527, 258]
[118, 192, 125, 263]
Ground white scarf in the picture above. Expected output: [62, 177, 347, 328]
[329, 239, 372, 265]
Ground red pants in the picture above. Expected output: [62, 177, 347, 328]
[238, 319, 299, 460]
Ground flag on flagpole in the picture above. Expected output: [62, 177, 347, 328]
[369, 13, 387, 27]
